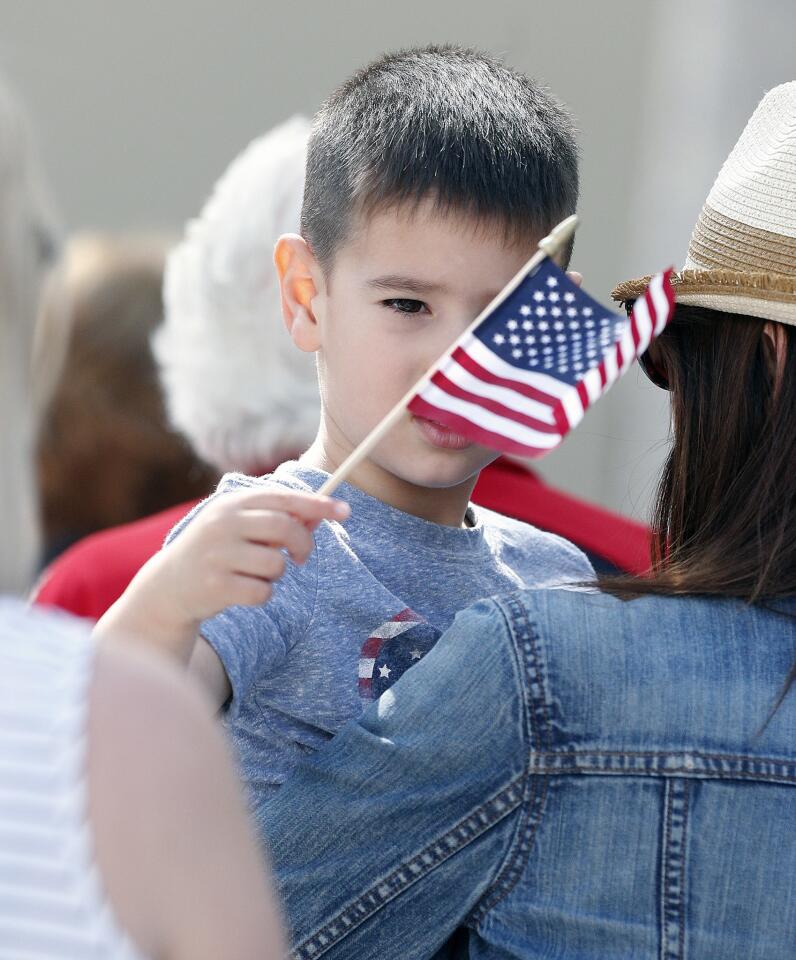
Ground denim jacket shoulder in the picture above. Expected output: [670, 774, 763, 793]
[478, 588, 796, 959]
[504, 588, 796, 780]
[263, 589, 796, 960]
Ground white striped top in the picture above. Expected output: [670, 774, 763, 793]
[0, 599, 146, 959]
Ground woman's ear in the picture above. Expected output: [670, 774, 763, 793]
[274, 235, 324, 352]
[763, 321, 788, 396]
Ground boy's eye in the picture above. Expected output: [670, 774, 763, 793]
[382, 298, 428, 315]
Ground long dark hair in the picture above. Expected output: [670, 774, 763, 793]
[605, 304, 796, 698]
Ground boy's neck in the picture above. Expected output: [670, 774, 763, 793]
[300, 438, 478, 528]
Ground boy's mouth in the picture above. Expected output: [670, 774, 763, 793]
[411, 414, 473, 451]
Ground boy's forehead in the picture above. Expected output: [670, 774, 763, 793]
[338, 199, 541, 285]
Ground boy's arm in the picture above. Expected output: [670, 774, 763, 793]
[94, 487, 349, 709]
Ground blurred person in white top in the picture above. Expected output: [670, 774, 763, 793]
[0, 74, 284, 960]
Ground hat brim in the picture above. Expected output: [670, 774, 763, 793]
[611, 269, 796, 326]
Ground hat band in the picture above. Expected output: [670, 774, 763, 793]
[687, 204, 796, 276]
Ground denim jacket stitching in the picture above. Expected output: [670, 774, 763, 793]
[529, 750, 796, 784]
[290, 777, 526, 960]
[467, 595, 553, 926]
[661, 778, 690, 960]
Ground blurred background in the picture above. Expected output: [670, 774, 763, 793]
[1, 0, 794, 589]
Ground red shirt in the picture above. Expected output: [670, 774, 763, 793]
[33, 457, 650, 621]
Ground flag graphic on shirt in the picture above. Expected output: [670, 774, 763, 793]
[407, 259, 675, 458]
[358, 608, 441, 700]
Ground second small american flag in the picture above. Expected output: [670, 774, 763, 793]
[408, 257, 675, 458]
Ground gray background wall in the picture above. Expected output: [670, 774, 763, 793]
[2, 0, 794, 521]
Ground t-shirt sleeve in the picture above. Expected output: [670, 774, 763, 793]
[495, 515, 597, 589]
[161, 472, 320, 719]
[537, 531, 596, 584]
[199, 547, 319, 720]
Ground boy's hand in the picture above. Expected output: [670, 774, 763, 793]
[159, 489, 349, 626]
[95, 489, 349, 668]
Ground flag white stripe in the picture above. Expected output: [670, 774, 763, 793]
[463, 336, 573, 399]
[648, 272, 670, 334]
[358, 658, 376, 679]
[603, 344, 619, 385]
[616, 326, 637, 376]
[632, 294, 654, 348]
[438, 355, 557, 425]
[581, 367, 603, 407]
[418, 382, 562, 449]
[368, 620, 417, 640]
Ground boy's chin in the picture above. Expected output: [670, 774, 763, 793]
[382, 449, 497, 491]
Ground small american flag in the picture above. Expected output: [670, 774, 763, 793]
[407, 258, 675, 458]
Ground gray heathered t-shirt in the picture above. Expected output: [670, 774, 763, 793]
[168, 461, 593, 809]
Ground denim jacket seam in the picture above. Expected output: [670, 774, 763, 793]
[660, 778, 691, 960]
[528, 749, 796, 784]
[289, 776, 526, 960]
[467, 594, 553, 926]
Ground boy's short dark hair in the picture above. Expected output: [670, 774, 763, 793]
[302, 45, 579, 270]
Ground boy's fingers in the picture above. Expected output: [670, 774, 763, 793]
[236, 510, 315, 562]
[232, 488, 349, 524]
[226, 572, 274, 609]
[228, 544, 287, 583]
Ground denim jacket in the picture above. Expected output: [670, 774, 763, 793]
[259, 589, 796, 959]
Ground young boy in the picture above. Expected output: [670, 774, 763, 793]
[98, 45, 593, 810]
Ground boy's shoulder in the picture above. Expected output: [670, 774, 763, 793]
[476, 505, 595, 583]
[216, 464, 314, 495]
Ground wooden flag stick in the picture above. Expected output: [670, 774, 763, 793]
[318, 214, 579, 497]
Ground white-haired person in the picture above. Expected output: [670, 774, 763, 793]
[34, 115, 650, 621]
[33, 116, 320, 617]
[0, 76, 284, 960]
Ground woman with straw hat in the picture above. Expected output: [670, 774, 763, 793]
[255, 83, 796, 958]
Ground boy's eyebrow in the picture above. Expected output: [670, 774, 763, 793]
[366, 275, 449, 295]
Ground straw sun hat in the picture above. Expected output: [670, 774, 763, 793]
[612, 81, 796, 326]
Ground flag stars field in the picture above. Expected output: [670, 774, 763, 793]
[406, 256, 674, 460]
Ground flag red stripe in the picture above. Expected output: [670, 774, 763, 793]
[428, 371, 561, 435]
[630, 312, 642, 351]
[407, 395, 562, 459]
[361, 637, 382, 658]
[451, 347, 561, 407]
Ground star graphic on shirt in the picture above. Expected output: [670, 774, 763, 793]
[535, 306, 547, 317]
[493, 333, 506, 345]
[548, 291, 560, 303]
[519, 304, 532, 315]
[522, 320, 533, 331]
[509, 334, 521, 345]
[378, 664, 391, 679]
[546, 276, 559, 287]
[506, 319, 518, 331]
[564, 291, 576, 303]
[582, 307, 593, 317]
[533, 290, 545, 302]
[410, 649, 423, 661]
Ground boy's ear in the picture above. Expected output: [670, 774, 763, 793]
[274, 234, 324, 352]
